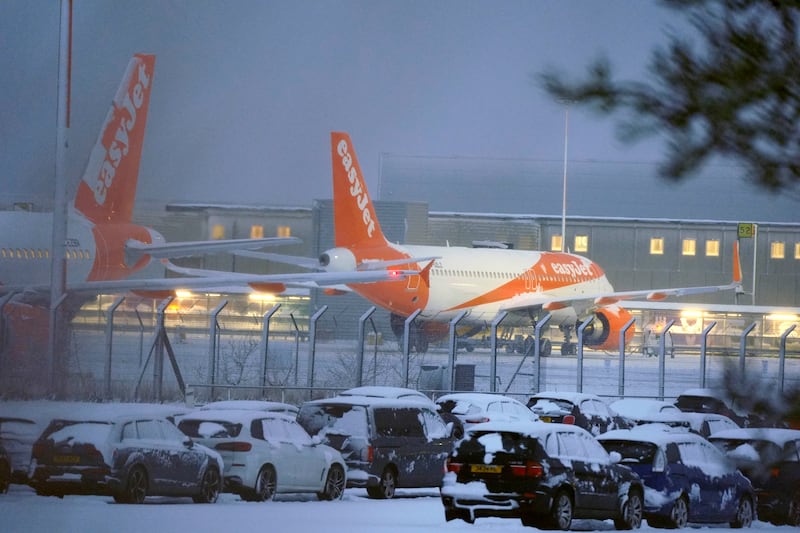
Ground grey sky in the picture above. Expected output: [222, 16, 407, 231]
[4, 1, 790, 221]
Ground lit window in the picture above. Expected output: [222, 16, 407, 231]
[277, 225, 292, 238]
[250, 225, 264, 239]
[650, 237, 664, 255]
[795, 243, 800, 260]
[551, 235, 563, 252]
[771, 241, 785, 259]
[705, 240, 720, 257]
[0, 249, 6, 258]
[682, 239, 696, 256]
[211, 224, 225, 240]
[574, 235, 588, 252]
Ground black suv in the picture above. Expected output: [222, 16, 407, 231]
[297, 396, 454, 499]
[441, 421, 644, 529]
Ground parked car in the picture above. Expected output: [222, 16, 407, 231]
[0, 443, 10, 494]
[197, 400, 298, 415]
[674, 388, 750, 427]
[709, 427, 800, 526]
[598, 424, 755, 528]
[527, 391, 633, 436]
[29, 414, 223, 503]
[297, 396, 453, 499]
[683, 412, 740, 437]
[0, 416, 38, 484]
[435, 392, 538, 439]
[441, 421, 644, 529]
[610, 399, 692, 430]
[177, 409, 346, 501]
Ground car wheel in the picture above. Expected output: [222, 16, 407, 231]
[366, 467, 396, 499]
[318, 465, 345, 501]
[249, 465, 276, 502]
[192, 466, 221, 504]
[0, 460, 10, 494]
[730, 496, 754, 528]
[668, 496, 689, 529]
[786, 492, 800, 527]
[548, 490, 573, 530]
[614, 489, 643, 530]
[119, 465, 148, 504]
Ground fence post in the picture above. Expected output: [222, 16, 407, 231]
[103, 296, 125, 399]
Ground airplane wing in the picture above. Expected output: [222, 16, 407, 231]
[126, 236, 301, 261]
[502, 241, 744, 316]
[233, 249, 440, 271]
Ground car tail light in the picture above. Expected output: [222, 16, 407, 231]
[367, 445, 374, 463]
[445, 459, 462, 474]
[215, 442, 252, 452]
[562, 415, 575, 425]
[770, 467, 780, 478]
[510, 461, 543, 478]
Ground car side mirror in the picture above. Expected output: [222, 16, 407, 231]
[609, 451, 622, 464]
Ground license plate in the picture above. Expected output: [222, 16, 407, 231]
[540, 416, 552, 423]
[53, 455, 80, 464]
[470, 464, 502, 474]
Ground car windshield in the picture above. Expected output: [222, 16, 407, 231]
[297, 404, 368, 438]
[455, 430, 542, 462]
[178, 419, 243, 438]
[712, 438, 784, 464]
[43, 421, 113, 446]
[599, 440, 658, 464]
[529, 398, 572, 413]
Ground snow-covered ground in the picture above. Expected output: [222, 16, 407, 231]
[1, 483, 796, 533]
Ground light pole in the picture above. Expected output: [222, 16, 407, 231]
[561, 103, 569, 252]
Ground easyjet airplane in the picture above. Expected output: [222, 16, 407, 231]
[252, 131, 744, 354]
[0, 58, 413, 345]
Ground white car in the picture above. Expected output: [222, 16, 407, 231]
[435, 392, 538, 438]
[197, 400, 298, 415]
[177, 409, 346, 501]
[339, 386, 434, 405]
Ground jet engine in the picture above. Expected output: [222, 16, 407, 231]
[319, 247, 357, 272]
[581, 306, 635, 351]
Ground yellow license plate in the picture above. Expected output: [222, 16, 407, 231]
[540, 416, 552, 423]
[53, 455, 80, 464]
[470, 464, 502, 474]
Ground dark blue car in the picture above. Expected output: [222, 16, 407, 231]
[598, 425, 754, 529]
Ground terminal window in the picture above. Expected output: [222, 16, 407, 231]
[211, 224, 225, 240]
[250, 225, 264, 239]
[771, 241, 785, 259]
[550, 235, 563, 252]
[277, 225, 292, 238]
[795, 243, 800, 260]
[650, 237, 664, 255]
[682, 239, 696, 256]
[705, 240, 720, 257]
[574, 235, 589, 252]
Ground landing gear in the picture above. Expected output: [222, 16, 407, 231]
[559, 325, 577, 355]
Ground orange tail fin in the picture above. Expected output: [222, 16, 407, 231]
[330, 132, 388, 249]
[74, 54, 155, 224]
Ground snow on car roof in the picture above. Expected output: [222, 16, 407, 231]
[707, 427, 800, 446]
[465, 420, 585, 438]
[302, 395, 437, 409]
[339, 386, 432, 402]
[198, 400, 298, 413]
[598, 424, 705, 446]
[179, 408, 296, 425]
[529, 391, 602, 404]
[435, 392, 524, 406]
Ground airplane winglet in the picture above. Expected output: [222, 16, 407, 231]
[420, 260, 435, 287]
[733, 240, 742, 286]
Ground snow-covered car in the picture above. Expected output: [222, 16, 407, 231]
[674, 388, 750, 427]
[29, 414, 223, 503]
[435, 392, 537, 439]
[197, 400, 298, 415]
[709, 427, 800, 526]
[682, 412, 740, 437]
[177, 409, 346, 501]
[441, 421, 644, 529]
[297, 396, 453, 499]
[598, 424, 755, 528]
[610, 398, 692, 430]
[0, 416, 38, 484]
[527, 391, 633, 436]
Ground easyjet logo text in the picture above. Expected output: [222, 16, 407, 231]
[92, 61, 151, 205]
[550, 260, 593, 277]
[337, 139, 375, 238]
